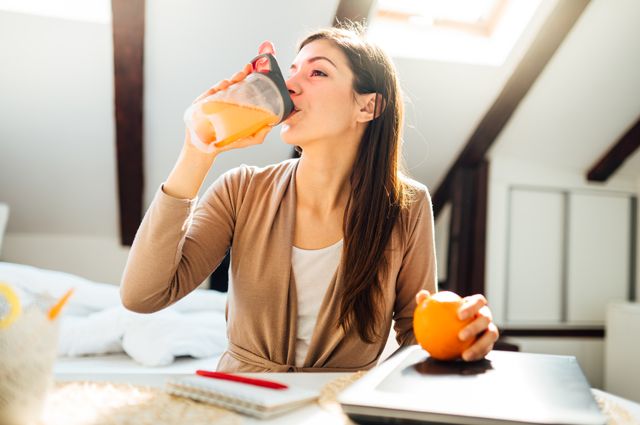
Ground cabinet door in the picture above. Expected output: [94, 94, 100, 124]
[566, 193, 631, 324]
[506, 189, 565, 324]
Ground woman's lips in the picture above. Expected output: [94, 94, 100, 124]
[285, 108, 300, 121]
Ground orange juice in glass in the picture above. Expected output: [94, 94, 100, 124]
[184, 53, 293, 152]
[191, 100, 279, 148]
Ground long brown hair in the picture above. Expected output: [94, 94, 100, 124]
[299, 25, 415, 343]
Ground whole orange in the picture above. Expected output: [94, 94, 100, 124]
[413, 291, 475, 361]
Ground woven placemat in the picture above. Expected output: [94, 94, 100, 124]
[317, 371, 367, 424]
[38, 381, 240, 425]
[592, 390, 640, 425]
[35, 376, 366, 425]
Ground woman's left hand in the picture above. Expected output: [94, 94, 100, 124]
[457, 294, 499, 361]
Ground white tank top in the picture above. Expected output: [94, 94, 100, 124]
[291, 239, 343, 367]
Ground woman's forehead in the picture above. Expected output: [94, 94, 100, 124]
[292, 39, 349, 71]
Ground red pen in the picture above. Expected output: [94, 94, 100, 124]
[196, 370, 289, 390]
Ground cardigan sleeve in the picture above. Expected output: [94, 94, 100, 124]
[120, 166, 250, 313]
[392, 187, 438, 346]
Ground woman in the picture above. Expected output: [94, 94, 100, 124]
[120, 26, 499, 372]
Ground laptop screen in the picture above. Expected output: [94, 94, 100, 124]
[339, 345, 606, 425]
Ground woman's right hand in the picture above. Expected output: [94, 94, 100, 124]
[184, 62, 271, 156]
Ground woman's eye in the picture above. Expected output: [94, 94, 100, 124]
[310, 70, 327, 77]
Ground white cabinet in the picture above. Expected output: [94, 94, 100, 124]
[505, 188, 633, 325]
[567, 194, 631, 324]
[506, 190, 564, 324]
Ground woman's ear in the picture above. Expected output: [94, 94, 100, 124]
[356, 93, 386, 122]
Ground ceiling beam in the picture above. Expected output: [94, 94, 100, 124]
[587, 117, 640, 182]
[333, 0, 375, 26]
[432, 0, 590, 217]
[111, 0, 145, 246]
[445, 161, 489, 296]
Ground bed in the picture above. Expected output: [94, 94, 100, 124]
[0, 260, 229, 372]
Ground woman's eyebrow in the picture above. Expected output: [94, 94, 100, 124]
[290, 56, 338, 71]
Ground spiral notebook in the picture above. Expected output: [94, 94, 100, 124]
[165, 375, 320, 419]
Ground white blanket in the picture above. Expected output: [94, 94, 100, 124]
[0, 262, 228, 366]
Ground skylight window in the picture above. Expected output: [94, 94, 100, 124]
[367, 0, 543, 66]
[0, 0, 111, 24]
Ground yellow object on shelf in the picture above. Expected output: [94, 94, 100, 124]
[0, 283, 21, 329]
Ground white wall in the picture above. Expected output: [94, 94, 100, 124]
[504, 336, 604, 388]
[0, 12, 117, 237]
[1, 233, 129, 284]
[0, 11, 124, 283]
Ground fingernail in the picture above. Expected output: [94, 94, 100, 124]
[458, 330, 468, 341]
[459, 310, 468, 320]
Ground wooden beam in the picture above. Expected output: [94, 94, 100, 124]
[445, 168, 474, 294]
[433, 0, 590, 217]
[470, 160, 489, 295]
[587, 117, 640, 182]
[444, 161, 488, 296]
[333, 0, 375, 26]
[112, 0, 145, 246]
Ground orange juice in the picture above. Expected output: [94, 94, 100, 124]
[192, 100, 279, 148]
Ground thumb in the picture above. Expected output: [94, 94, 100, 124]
[415, 290, 431, 305]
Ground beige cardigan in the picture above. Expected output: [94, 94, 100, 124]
[120, 159, 437, 372]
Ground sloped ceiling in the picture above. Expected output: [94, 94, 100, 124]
[489, 0, 640, 178]
[0, 0, 638, 239]
[617, 147, 640, 180]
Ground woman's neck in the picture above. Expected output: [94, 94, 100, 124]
[295, 147, 356, 215]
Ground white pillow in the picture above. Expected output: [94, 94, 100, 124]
[0, 203, 8, 256]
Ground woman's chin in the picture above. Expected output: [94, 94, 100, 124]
[280, 126, 302, 146]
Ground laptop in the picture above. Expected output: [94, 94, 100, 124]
[338, 345, 606, 425]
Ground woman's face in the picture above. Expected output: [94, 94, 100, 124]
[281, 39, 365, 148]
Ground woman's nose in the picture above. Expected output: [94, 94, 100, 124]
[285, 75, 300, 96]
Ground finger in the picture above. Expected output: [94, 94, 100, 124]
[258, 40, 275, 55]
[229, 71, 245, 83]
[193, 85, 222, 104]
[251, 125, 272, 142]
[230, 64, 252, 83]
[415, 290, 430, 305]
[218, 125, 271, 150]
[462, 323, 499, 362]
[193, 91, 213, 104]
[235, 126, 271, 145]
[217, 79, 232, 90]
[458, 294, 487, 320]
[458, 313, 491, 342]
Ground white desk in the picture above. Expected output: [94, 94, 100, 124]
[54, 355, 640, 425]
